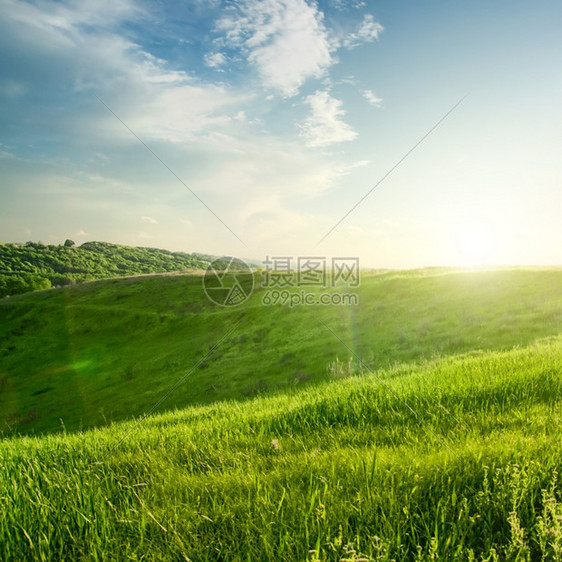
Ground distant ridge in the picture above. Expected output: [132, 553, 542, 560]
[0, 240, 240, 297]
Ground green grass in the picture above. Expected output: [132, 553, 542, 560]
[1, 267, 561, 436]
[1, 337, 561, 560]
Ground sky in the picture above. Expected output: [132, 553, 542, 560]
[0, 0, 561, 268]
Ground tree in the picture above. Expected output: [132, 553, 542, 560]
[64, 239, 75, 248]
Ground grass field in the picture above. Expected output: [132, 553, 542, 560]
[1, 268, 560, 436]
[0, 267, 561, 560]
[1, 337, 561, 560]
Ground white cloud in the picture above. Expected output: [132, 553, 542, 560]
[362, 89, 383, 107]
[204, 51, 227, 70]
[0, 0, 250, 146]
[1, 0, 143, 48]
[192, 136, 367, 200]
[330, 0, 366, 9]
[76, 229, 88, 236]
[340, 76, 358, 86]
[299, 90, 357, 147]
[118, 82, 250, 144]
[0, 0, 387, 259]
[237, 192, 313, 245]
[343, 14, 383, 49]
[217, 0, 333, 97]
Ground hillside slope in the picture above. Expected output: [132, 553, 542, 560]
[1, 268, 560, 436]
[1, 338, 561, 560]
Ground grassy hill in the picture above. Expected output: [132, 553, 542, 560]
[0, 240, 233, 297]
[1, 267, 561, 559]
[1, 337, 561, 560]
[1, 268, 561, 437]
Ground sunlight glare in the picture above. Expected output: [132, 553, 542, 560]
[453, 220, 498, 266]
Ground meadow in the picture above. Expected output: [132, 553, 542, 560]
[1, 267, 560, 436]
[1, 337, 561, 560]
[0, 267, 561, 560]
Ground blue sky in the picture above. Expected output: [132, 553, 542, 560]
[1, 0, 561, 267]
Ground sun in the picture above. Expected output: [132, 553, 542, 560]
[453, 220, 498, 266]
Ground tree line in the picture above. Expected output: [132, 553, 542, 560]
[0, 240, 220, 297]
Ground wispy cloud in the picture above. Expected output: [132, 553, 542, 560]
[362, 89, 383, 107]
[299, 90, 357, 147]
[0, 0, 250, 147]
[204, 51, 227, 70]
[0, 0, 144, 55]
[343, 14, 383, 49]
[0, 0, 386, 258]
[330, 0, 366, 10]
[0, 79, 27, 98]
[0, 144, 17, 159]
[216, 0, 332, 97]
